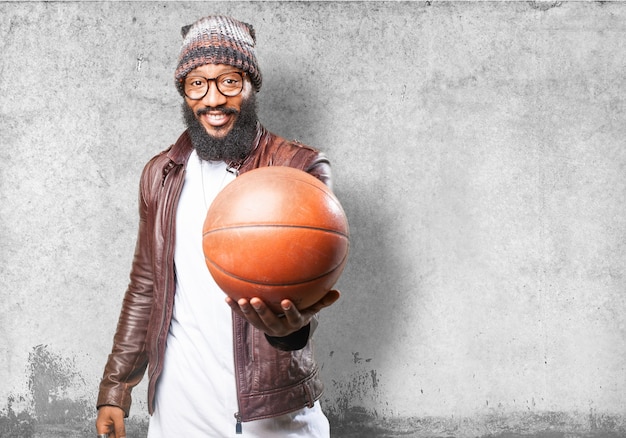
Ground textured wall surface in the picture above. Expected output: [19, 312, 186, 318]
[1, 1, 625, 437]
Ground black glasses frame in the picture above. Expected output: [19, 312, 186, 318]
[183, 71, 246, 100]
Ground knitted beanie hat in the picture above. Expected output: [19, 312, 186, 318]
[175, 15, 262, 95]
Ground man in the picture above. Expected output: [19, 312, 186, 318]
[96, 15, 340, 437]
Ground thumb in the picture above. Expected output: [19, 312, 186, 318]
[322, 289, 341, 306]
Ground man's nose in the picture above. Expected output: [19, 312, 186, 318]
[201, 81, 228, 107]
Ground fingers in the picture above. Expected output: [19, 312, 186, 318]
[115, 417, 127, 438]
[279, 299, 308, 329]
[224, 290, 341, 337]
[248, 297, 291, 335]
[96, 406, 126, 438]
[321, 289, 341, 307]
[226, 296, 298, 337]
[225, 296, 240, 313]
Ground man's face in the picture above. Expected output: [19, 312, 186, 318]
[184, 63, 248, 138]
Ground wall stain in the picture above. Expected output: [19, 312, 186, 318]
[0, 394, 35, 438]
[528, 1, 562, 11]
[328, 410, 626, 438]
[0, 345, 92, 437]
[0, 345, 152, 437]
[1, 346, 626, 437]
[352, 351, 372, 364]
[27, 344, 88, 424]
[322, 354, 626, 437]
[324, 352, 383, 430]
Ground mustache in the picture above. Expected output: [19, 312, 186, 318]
[195, 106, 239, 117]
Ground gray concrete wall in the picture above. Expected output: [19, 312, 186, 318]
[1, 1, 625, 437]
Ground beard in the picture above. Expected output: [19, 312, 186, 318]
[182, 93, 258, 162]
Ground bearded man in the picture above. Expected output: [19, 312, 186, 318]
[96, 15, 340, 438]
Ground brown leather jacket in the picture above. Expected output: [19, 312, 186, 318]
[97, 125, 332, 423]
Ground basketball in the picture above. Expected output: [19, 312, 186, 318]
[202, 166, 349, 313]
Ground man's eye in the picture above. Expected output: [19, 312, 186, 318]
[187, 79, 205, 88]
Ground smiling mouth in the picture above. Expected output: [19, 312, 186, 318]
[197, 107, 238, 129]
[204, 112, 230, 127]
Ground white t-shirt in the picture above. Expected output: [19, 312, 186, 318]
[147, 150, 329, 437]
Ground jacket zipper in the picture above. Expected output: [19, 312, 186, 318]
[234, 412, 242, 434]
[148, 162, 185, 409]
[233, 314, 245, 434]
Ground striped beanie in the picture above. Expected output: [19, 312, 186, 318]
[175, 15, 262, 95]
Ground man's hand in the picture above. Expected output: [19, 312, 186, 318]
[226, 290, 340, 337]
[96, 405, 126, 438]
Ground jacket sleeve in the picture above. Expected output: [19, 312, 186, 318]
[264, 150, 332, 351]
[286, 147, 333, 191]
[96, 165, 155, 416]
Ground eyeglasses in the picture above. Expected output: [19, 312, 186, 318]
[183, 71, 246, 100]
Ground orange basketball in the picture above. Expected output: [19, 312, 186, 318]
[202, 166, 349, 313]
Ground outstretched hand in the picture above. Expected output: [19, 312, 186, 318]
[226, 290, 340, 337]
